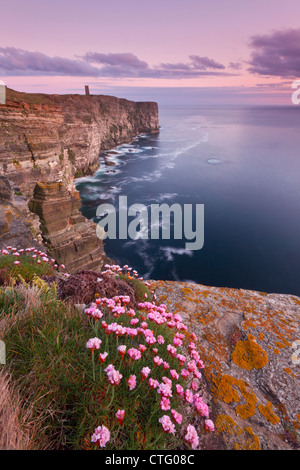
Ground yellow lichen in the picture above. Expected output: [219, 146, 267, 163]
[234, 427, 261, 450]
[235, 381, 257, 420]
[215, 414, 237, 435]
[274, 341, 287, 349]
[212, 374, 240, 404]
[231, 336, 268, 370]
[258, 401, 280, 425]
[212, 374, 257, 419]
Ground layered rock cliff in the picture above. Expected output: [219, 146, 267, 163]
[0, 87, 159, 271]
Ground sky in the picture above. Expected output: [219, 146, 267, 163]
[1, 0, 300, 105]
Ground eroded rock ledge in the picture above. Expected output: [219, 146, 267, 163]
[0, 88, 159, 271]
[150, 280, 300, 450]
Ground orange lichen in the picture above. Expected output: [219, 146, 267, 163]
[212, 374, 240, 404]
[274, 341, 287, 349]
[234, 427, 261, 450]
[215, 414, 241, 435]
[231, 336, 268, 370]
[212, 374, 257, 419]
[258, 401, 280, 425]
[235, 382, 257, 420]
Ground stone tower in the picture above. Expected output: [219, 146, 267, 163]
[85, 85, 90, 96]
[0, 81, 6, 105]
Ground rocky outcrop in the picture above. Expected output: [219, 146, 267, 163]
[28, 182, 106, 272]
[150, 280, 300, 450]
[0, 88, 159, 271]
[0, 175, 43, 250]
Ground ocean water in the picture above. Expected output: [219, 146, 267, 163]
[75, 105, 300, 297]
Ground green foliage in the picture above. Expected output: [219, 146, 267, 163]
[0, 252, 55, 284]
[116, 274, 153, 303]
[67, 147, 76, 164]
[1, 284, 93, 449]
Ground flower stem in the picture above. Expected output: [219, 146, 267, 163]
[92, 350, 95, 382]
[149, 430, 164, 449]
[106, 384, 115, 410]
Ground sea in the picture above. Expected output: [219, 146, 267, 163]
[75, 105, 300, 297]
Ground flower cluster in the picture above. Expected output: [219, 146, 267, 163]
[1, 246, 67, 275]
[105, 364, 123, 386]
[91, 425, 110, 448]
[84, 264, 214, 450]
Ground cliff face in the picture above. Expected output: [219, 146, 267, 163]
[0, 88, 159, 195]
[0, 88, 159, 271]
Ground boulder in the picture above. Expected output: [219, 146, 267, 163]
[150, 280, 300, 450]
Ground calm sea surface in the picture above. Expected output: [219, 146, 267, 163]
[75, 105, 300, 296]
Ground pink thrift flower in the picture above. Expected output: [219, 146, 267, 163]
[140, 367, 151, 380]
[204, 419, 215, 433]
[175, 384, 184, 397]
[99, 352, 108, 364]
[191, 380, 198, 391]
[127, 308, 136, 317]
[105, 365, 123, 386]
[149, 378, 159, 389]
[115, 409, 125, 425]
[118, 345, 127, 357]
[127, 347, 141, 361]
[14, 261, 20, 265]
[128, 375, 137, 390]
[162, 376, 172, 387]
[184, 389, 194, 404]
[187, 360, 197, 372]
[139, 344, 147, 353]
[157, 382, 172, 398]
[163, 361, 170, 370]
[159, 415, 176, 434]
[173, 336, 182, 347]
[92, 309, 103, 320]
[181, 369, 190, 379]
[153, 356, 163, 366]
[171, 409, 183, 424]
[193, 395, 209, 417]
[184, 424, 199, 450]
[157, 335, 165, 344]
[160, 397, 171, 410]
[177, 354, 186, 365]
[170, 369, 179, 380]
[86, 337, 101, 352]
[91, 425, 110, 448]
[193, 370, 202, 379]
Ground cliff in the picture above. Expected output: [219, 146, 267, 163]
[0, 87, 159, 271]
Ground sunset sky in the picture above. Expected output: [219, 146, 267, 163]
[1, 0, 300, 104]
